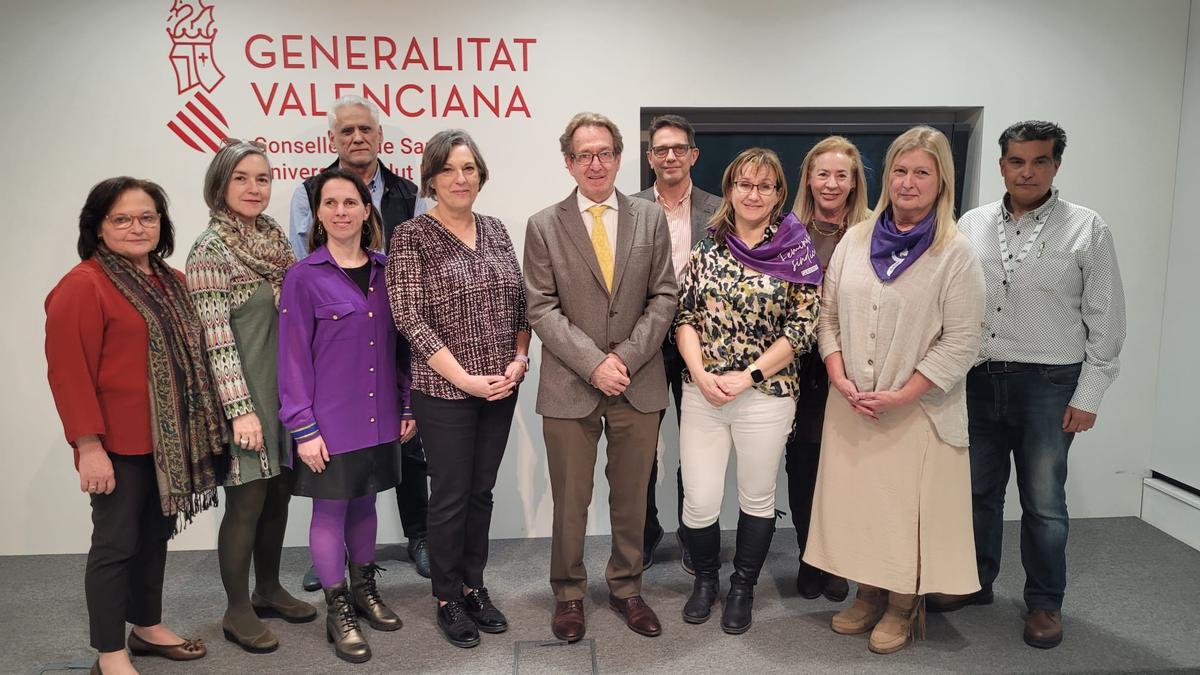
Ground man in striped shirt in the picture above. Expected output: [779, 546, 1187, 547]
[928, 120, 1126, 650]
[633, 114, 722, 573]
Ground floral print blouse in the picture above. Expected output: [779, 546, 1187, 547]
[674, 221, 820, 398]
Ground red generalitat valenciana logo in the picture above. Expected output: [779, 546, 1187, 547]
[166, 0, 230, 152]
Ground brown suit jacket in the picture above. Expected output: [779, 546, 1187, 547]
[524, 189, 678, 418]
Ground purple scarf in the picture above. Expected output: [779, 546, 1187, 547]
[716, 213, 823, 285]
[870, 208, 936, 281]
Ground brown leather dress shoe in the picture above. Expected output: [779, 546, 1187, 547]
[552, 599, 585, 642]
[127, 630, 207, 661]
[609, 595, 662, 637]
[1024, 609, 1063, 649]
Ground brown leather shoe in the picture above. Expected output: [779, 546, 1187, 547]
[127, 630, 207, 661]
[552, 599, 585, 642]
[926, 588, 994, 613]
[609, 595, 662, 637]
[1023, 609, 1063, 649]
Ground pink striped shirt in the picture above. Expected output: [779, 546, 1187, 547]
[654, 184, 695, 282]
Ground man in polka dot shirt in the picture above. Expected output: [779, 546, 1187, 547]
[927, 120, 1126, 651]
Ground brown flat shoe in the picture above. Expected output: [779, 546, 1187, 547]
[609, 595, 662, 637]
[552, 599, 585, 642]
[1024, 609, 1063, 649]
[127, 630, 207, 661]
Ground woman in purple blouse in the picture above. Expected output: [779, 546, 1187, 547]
[277, 168, 416, 664]
[386, 129, 529, 649]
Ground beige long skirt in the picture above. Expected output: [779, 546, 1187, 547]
[803, 390, 980, 595]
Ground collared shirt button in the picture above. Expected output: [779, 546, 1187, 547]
[867, 359, 874, 365]
[368, 286, 374, 293]
[369, 340, 375, 347]
[368, 311, 374, 318]
[870, 332, 876, 339]
[369, 417, 376, 423]
[281, 308, 288, 314]
[368, 392, 375, 397]
[332, 314, 339, 320]
[369, 367, 375, 373]
[872, 304, 877, 310]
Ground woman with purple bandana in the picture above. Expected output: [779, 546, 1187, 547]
[674, 148, 821, 635]
[804, 126, 985, 654]
[278, 168, 416, 664]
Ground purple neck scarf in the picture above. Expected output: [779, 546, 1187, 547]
[717, 213, 823, 285]
[870, 208, 936, 281]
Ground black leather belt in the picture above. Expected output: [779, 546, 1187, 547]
[974, 361, 1040, 374]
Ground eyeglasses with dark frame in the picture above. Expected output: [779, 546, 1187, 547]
[650, 144, 693, 159]
[732, 181, 780, 197]
[570, 150, 617, 166]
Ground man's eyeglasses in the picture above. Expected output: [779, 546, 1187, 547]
[732, 181, 779, 197]
[650, 144, 693, 159]
[570, 150, 617, 166]
[105, 213, 162, 229]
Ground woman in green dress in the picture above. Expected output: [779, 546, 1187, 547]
[186, 140, 316, 653]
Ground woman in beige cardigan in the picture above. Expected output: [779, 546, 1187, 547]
[803, 126, 985, 654]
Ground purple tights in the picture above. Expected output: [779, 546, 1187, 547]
[310, 495, 377, 588]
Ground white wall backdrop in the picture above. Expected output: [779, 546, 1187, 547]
[1154, 1, 1200, 490]
[0, 0, 1188, 555]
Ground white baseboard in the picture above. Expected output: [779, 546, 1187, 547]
[1141, 477, 1200, 551]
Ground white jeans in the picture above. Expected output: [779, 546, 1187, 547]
[679, 382, 796, 527]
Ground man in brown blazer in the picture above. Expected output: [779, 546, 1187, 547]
[632, 114, 722, 573]
[524, 112, 678, 642]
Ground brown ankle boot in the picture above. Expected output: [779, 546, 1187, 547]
[868, 592, 926, 654]
[831, 583, 888, 635]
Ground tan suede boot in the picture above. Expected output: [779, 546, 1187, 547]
[831, 583, 888, 635]
[868, 592, 926, 654]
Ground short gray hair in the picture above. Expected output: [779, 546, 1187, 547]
[559, 112, 624, 156]
[327, 95, 381, 131]
[204, 141, 270, 214]
[419, 129, 490, 199]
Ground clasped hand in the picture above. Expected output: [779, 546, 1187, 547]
[832, 377, 913, 420]
[590, 354, 630, 396]
[695, 370, 753, 408]
[458, 361, 524, 401]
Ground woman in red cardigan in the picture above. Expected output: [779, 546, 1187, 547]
[45, 177, 227, 675]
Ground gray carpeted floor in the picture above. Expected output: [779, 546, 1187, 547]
[9, 517, 1200, 674]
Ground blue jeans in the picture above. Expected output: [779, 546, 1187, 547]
[967, 362, 1080, 611]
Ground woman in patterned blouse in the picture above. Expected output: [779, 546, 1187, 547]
[386, 129, 529, 649]
[674, 148, 821, 634]
[186, 141, 315, 654]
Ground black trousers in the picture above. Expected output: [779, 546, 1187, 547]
[645, 340, 685, 542]
[85, 453, 174, 652]
[396, 435, 429, 540]
[784, 439, 820, 554]
[411, 391, 518, 601]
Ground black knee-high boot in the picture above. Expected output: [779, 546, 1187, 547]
[680, 522, 721, 623]
[721, 511, 775, 634]
[250, 472, 316, 622]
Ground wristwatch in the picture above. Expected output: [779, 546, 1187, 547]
[748, 364, 765, 384]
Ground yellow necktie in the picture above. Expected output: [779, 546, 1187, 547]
[586, 204, 614, 291]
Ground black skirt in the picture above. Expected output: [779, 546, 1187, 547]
[293, 441, 401, 500]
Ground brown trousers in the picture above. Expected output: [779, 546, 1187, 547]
[543, 395, 659, 602]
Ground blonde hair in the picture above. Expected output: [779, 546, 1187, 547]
[791, 136, 870, 227]
[708, 148, 788, 246]
[870, 125, 957, 252]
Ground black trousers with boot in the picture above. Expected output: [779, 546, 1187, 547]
[85, 453, 174, 652]
[645, 340, 685, 544]
[396, 436, 429, 540]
